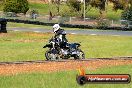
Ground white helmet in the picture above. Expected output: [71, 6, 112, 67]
[53, 24, 60, 33]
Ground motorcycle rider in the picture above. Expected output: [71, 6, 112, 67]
[43, 24, 85, 60]
[52, 24, 68, 49]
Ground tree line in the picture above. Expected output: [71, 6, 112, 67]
[1, 0, 132, 21]
[50, 0, 132, 20]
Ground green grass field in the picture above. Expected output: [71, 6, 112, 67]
[7, 22, 81, 30]
[29, 3, 49, 15]
[0, 65, 131, 88]
[0, 31, 132, 62]
[7, 22, 52, 29]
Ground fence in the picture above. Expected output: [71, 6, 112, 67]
[0, 11, 131, 30]
[0, 12, 122, 25]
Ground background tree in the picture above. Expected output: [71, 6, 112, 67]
[0, 0, 3, 3]
[81, 0, 92, 18]
[67, 0, 81, 12]
[51, 0, 61, 15]
[67, 0, 108, 18]
[67, 0, 82, 17]
[0, 0, 4, 6]
[90, 0, 107, 19]
[120, 0, 132, 21]
[3, 0, 29, 14]
[107, 0, 132, 21]
[109, 0, 129, 10]
[85, 0, 92, 13]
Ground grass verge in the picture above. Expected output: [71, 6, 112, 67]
[0, 31, 132, 61]
[7, 22, 81, 30]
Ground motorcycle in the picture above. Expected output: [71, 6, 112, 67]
[43, 37, 85, 60]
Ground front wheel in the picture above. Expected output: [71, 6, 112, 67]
[74, 50, 85, 60]
[45, 50, 51, 60]
[45, 50, 59, 61]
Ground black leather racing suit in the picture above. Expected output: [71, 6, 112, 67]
[54, 29, 68, 48]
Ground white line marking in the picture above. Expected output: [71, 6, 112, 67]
[90, 34, 97, 35]
[14, 30, 20, 31]
[34, 31, 41, 33]
[71, 33, 76, 34]
[112, 35, 120, 36]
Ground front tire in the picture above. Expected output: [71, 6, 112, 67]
[45, 50, 59, 61]
[74, 50, 85, 60]
[45, 50, 51, 61]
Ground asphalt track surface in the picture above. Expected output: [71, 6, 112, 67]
[8, 28, 132, 36]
